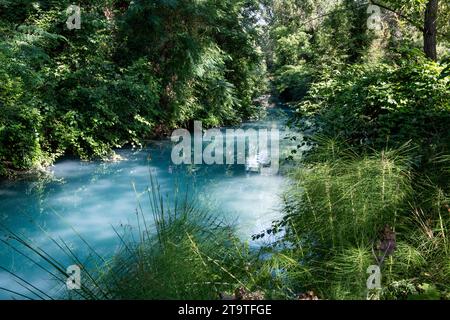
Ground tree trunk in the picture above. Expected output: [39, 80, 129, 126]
[423, 0, 438, 61]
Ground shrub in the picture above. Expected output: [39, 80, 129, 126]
[296, 52, 450, 156]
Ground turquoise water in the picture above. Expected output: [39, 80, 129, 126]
[0, 107, 298, 299]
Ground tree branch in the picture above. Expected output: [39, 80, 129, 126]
[370, 0, 425, 32]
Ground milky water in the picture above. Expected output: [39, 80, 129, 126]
[0, 107, 298, 299]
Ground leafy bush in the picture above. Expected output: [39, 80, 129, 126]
[0, 41, 47, 172]
[0, 0, 266, 175]
[274, 64, 313, 102]
[296, 52, 450, 156]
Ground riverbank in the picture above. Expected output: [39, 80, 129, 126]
[0, 95, 278, 182]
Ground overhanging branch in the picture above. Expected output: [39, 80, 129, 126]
[370, 0, 425, 32]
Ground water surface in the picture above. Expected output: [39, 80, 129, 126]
[0, 106, 299, 299]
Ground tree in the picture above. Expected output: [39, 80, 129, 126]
[371, 0, 441, 60]
[424, 0, 438, 61]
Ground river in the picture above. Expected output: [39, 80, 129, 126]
[0, 103, 300, 299]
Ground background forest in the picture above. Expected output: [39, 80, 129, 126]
[0, 0, 267, 176]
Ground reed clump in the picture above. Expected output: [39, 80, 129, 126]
[266, 137, 450, 299]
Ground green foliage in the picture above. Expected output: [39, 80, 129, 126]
[267, 0, 376, 103]
[114, 0, 266, 127]
[269, 0, 450, 298]
[269, 139, 450, 299]
[274, 64, 313, 102]
[0, 0, 266, 175]
[297, 52, 450, 158]
[0, 36, 46, 171]
[102, 189, 255, 300]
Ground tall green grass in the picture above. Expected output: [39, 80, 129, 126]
[267, 137, 450, 299]
[101, 180, 257, 300]
[0, 179, 280, 300]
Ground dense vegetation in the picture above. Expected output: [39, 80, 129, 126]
[264, 0, 450, 299]
[1, 0, 449, 300]
[0, 0, 266, 176]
